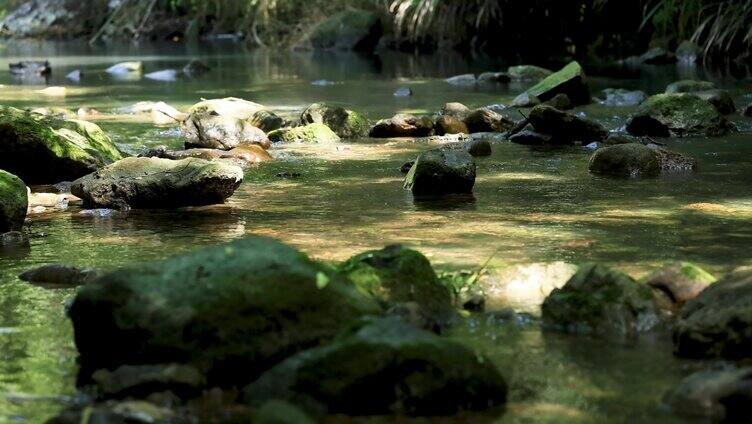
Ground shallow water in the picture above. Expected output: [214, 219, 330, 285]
[0, 41, 751, 422]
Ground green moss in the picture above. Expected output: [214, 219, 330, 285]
[588, 143, 661, 177]
[630, 93, 731, 137]
[665, 80, 715, 94]
[679, 262, 717, 284]
[268, 123, 340, 143]
[508, 65, 552, 80]
[526, 61, 589, 105]
[339, 245, 455, 325]
[0, 169, 28, 232]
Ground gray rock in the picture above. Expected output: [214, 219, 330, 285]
[600, 88, 647, 107]
[182, 113, 270, 150]
[445, 74, 476, 86]
[663, 365, 752, 421]
[19, 264, 99, 288]
[144, 69, 179, 82]
[393, 87, 413, 97]
[626, 93, 733, 137]
[300, 103, 369, 138]
[464, 108, 514, 133]
[71, 157, 244, 209]
[696, 89, 736, 115]
[588, 143, 697, 178]
[9, 60, 50, 77]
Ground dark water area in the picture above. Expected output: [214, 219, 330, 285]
[0, 40, 751, 422]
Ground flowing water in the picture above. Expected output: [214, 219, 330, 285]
[0, 41, 751, 422]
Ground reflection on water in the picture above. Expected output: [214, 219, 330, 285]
[0, 41, 751, 422]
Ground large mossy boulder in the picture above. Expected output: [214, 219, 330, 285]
[0, 170, 28, 233]
[182, 113, 270, 150]
[404, 149, 476, 196]
[68, 236, 382, 386]
[524, 61, 590, 106]
[626, 93, 732, 137]
[244, 317, 508, 416]
[268, 123, 340, 144]
[0, 106, 123, 184]
[541, 264, 662, 338]
[71, 157, 244, 209]
[674, 267, 752, 359]
[369, 114, 434, 138]
[300, 103, 369, 138]
[528, 105, 608, 143]
[302, 10, 382, 52]
[340, 245, 455, 327]
[588, 143, 697, 178]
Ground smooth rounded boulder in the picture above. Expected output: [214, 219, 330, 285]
[0, 107, 123, 184]
[182, 112, 270, 150]
[674, 267, 752, 359]
[244, 317, 508, 416]
[187, 97, 264, 120]
[541, 264, 662, 338]
[300, 103, 369, 138]
[404, 149, 476, 196]
[464, 108, 513, 133]
[663, 365, 752, 422]
[0, 170, 28, 233]
[340, 245, 455, 328]
[626, 93, 732, 137]
[643, 262, 715, 311]
[68, 236, 382, 386]
[369, 114, 434, 138]
[70, 157, 244, 209]
[142, 145, 272, 168]
[588, 143, 697, 178]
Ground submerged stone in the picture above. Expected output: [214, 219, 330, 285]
[0, 107, 123, 184]
[268, 123, 340, 143]
[300, 103, 368, 138]
[71, 157, 243, 209]
[528, 105, 608, 143]
[541, 264, 662, 338]
[68, 236, 382, 386]
[106, 62, 143, 75]
[244, 317, 508, 416]
[0, 170, 28, 233]
[19, 264, 99, 288]
[9, 60, 50, 76]
[340, 245, 455, 327]
[666, 80, 716, 94]
[674, 267, 752, 359]
[588, 143, 696, 178]
[404, 149, 476, 196]
[524, 61, 590, 106]
[445, 74, 476, 86]
[626, 93, 732, 137]
[663, 364, 752, 422]
[369, 114, 434, 138]
[143, 145, 271, 168]
[600, 88, 647, 107]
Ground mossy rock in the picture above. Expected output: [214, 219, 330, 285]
[71, 157, 244, 209]
[250, 110, 286, 133]
[507, 65, 552, 81]
[643, 262, 715, 309]
[0, 106, 123, 184]
[0, 170, 28, 233]
[340, 245, 455, 326]
[525, 61, 590, 106]
[588, 143, 696, 178]
[404, 149, 476, 196]
[300, 103, 369, 138]
[68, 236, 382, 386]
[674, 267, 752, 359]
[666, 80, 716, 94]
[541, 264, 662, 338]
[696, 90, 736, 115]
[305, 10, 382, 52]
[268, 123, 341, 144]
[244, 317, 508, 416]
[626, 93, 732, 137]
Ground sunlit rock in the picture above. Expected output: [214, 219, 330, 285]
[446, 74, 477, 86]
[244, 317, 508, 416]
[523, 61, 590, 106]
[0, 107, 123, 184]
[182, 112, 270, 150]
[145, 69, 179, 82]
[106, 61, 143, 74]
[643, 262, 716, 312]
[268, 123, 340, 143]
[300, 103, 369, 138]
[464, 108, 514, 133]
[8, 60, 50, 76]
[369, 114, 434, 138]
[588, 143, 697, 177]
[71, 157, 243, 209]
